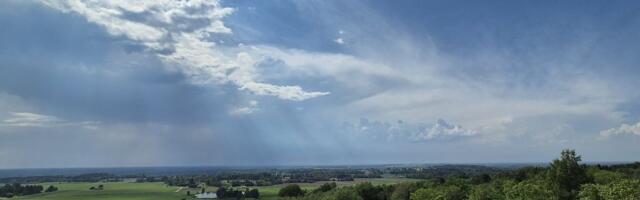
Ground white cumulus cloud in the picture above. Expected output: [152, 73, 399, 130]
[412, 119, 478, 141]
[40, 0, 328, 101]
[229, 100, 259, 116]
[600, 122, 640, 138]
[344, 118, 478, 142]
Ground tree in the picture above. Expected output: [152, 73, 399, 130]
[548, 149, 591, 200]
[188, 178, 198, 188]
[246, 189, 260, 199]
[468, 183, 504, 200]
[313, 182, 338, 193]
[336, 188, 364, 200]
[391, 183, 413, 200]
[578, 184, 601, 200]
[216, 187, 227, 198]
[470, 174, 492, 185]
[355, 182, 382, 200]
[45, 185, 58, 192]
[591, 170, 625, 185]
[279, 184, 304, 197]
[598, 179, 640, 200]
[504, 179, 558, 200]
[187, 191, 191, 196]
[410, 186, 465, 200]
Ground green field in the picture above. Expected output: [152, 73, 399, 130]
[6, 178, 419, 200]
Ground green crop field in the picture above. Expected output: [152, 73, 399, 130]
[9, 182, 197, 200]
[6, 178, 419, 200]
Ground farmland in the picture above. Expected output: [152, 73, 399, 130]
[6, 178, 419, 200]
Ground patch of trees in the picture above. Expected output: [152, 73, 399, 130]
[0, 183, 44, 197]
[0, 173, 121, 184]
[387, 165, 503, 180]
[163, 168, 381, 188]
[279, 184, 306, 197]
[45, 185, 58, 192]
[312, 182, 337, 194]
[89, 184, 104, 190]
[285, 149, 640, 200]
[215, 187, 259, 199]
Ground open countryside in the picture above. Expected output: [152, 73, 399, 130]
[2, 0, 640, 199]
[6, 178, 418, 200]
[2, 150, 640, 199]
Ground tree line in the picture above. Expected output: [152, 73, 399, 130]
[275, 149, 640, 200]
[0, 183, 58, 198]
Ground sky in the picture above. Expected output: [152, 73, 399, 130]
[1, 0, 640, 168]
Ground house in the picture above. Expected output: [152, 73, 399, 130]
[195, 192, 217, 199]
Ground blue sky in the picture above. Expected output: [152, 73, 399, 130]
[1, 0, 640, 168]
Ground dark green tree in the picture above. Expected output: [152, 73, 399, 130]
[336, 188, 364, 200]
[313, 182, 338, 193]
[548, 149, 591, 200]
[355, 182, 382, 200]
[246, 188, 260, 199]
[279, 184, 304, 197]
[391, 182, 414, 200]
[45, 185, 58, 192]
[216, 187, 227, 198]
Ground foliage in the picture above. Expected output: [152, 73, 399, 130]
[279, 184, 305, 197]
[410, 185, 465, 200]
[578, 184, 601, 200]
[216, 186, 252, 199]
[246, 188, 260, 199]
[355, 182, 382, 200]
[548, 149, 592, 200]
[313, 182, 338, 194]
[468, 183, 504, 200]
[45, 185, 59, 192]
[0, 183, 44, 197]
[390, 182, 414, 200]
[598, 179, 640, 200]
[503, 179, 559, 200]
[591, 170, 625, 185]
[335, 187, 365, 200]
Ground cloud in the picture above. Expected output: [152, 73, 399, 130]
[2, 112, 60, 127]
[229, 100, 259, 116]
[600, 122, 640, 138]
[415, 119, 478, 141]
[344, 118, 478, 142]
[1, 112, 99, 129]
[40, 0, 328, 101]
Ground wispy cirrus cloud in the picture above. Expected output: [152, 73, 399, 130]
[1, 112, 99, 129]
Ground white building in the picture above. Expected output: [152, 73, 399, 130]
[195, 192, 217, 199]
